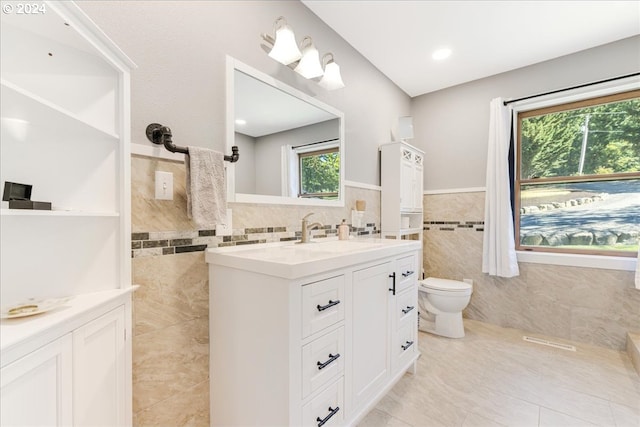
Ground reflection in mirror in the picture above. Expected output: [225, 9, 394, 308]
[226, 57, 345, 206]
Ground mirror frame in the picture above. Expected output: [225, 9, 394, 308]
[225, 56, 345, 207]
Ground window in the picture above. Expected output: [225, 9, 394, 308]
[298, 146, 340, 199]
[516, 89, 640, 257]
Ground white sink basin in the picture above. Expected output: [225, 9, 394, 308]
[206, 238, 420, 279]
[292, 240, 385, 253]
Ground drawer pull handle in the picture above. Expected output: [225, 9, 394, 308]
[316, 406, 340, 427]
[401, 340, 414, 351]
[317, 300, 340, 312]
[389, 272, 396, 295]
[402, 305, 415, 314]
[317, 353, 341, 370]
[402, 270, 415, 277]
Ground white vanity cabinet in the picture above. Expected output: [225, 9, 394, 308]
[206, 239, 421, 426]
[380, 142, 425, 241]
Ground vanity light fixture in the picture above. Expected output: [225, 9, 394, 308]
[294, 37, 324, 79]
[261, 17, 345, 90]
[266, 17, 302, 65]
[318, 53, 345, 90]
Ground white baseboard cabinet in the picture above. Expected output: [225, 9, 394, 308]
[1, 291, 133, 427]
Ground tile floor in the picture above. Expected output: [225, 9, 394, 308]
[360, 320, 640, 427]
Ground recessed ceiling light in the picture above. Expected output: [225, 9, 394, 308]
[432, 48, 451, 61]
[235, 119, 247, 126]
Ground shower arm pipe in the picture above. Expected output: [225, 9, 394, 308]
[145, 123, 239, 163]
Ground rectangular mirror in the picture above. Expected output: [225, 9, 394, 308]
[226, 56, 345, 206]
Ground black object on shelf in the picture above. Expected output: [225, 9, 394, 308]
[2, 181, 51, 210]
[145, 123, 239, 163]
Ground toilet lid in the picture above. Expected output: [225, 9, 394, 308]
[420, 277, 472, 292]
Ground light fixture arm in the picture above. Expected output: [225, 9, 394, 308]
[299, 36, 313, 50]
[322, 53, 335, 67]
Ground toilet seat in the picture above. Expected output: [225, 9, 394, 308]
[420, 277, 472, 292]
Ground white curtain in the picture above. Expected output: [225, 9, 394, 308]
[635, 242, 639, 289]
[281, 145, 298, 197]
[482, 97, 520, 278]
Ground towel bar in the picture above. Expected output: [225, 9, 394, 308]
[146, 123, 239, 163]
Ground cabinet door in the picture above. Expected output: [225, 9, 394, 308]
[400, 157, 414, 210]
[351, 261, 392, 409]
[73, 305, 126, 427]
[1, 334, 73, 426]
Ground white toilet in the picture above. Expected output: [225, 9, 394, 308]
[418, 277, 473, 338]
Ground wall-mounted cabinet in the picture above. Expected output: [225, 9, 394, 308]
[0, 1, 135, 425]
[380, 141, 425, 241]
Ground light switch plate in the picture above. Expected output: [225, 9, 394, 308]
[216, 209, 232, 236]
[155, 171, 173, 200]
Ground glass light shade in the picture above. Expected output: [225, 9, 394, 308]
[318, 61, 345, 90]
[294, 43, 324, 79]
[268, 25, 302, 65]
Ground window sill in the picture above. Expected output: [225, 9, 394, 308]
[516, 251, 637, 271]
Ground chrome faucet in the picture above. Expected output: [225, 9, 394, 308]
[300, 213, 323, 243]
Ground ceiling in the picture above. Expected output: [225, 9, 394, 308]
[301, 1, 640, 97]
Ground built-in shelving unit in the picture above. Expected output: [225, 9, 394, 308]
[0, 1, 135, 303]
[1, 2, 136, 423]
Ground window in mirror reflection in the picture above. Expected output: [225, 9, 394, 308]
[299, 146, 340, 199]
[284, 139, 340, 200]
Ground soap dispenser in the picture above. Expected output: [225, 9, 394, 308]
[338, 219, 349, 240]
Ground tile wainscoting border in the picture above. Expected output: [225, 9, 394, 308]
[132, 223, 379, 258]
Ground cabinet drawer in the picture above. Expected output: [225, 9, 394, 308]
[302, 327, 344, 399]
[396, 288, 417, 327]
[302, 377, 344, 427]
[396, 254, 417, 294]
[302, 275, 345, 338]
[392, 317, 417, 371]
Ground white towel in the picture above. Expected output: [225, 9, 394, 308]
[185, 146, 227, 228]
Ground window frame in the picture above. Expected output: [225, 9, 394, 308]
[513, 86, 640, 259]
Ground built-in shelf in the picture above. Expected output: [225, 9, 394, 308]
[1, 79, 120, 141]
[0, 209, 119, 217]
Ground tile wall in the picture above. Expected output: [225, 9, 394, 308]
[131, 155, 638, 425]
[423, 191, 640, 351]
[130, 155, 380, 426]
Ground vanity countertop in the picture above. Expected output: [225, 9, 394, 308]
[205, 238, 421, 279]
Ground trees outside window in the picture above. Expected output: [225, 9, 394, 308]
[299, 147, 340, 199]
[516, 90, 640, 256]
